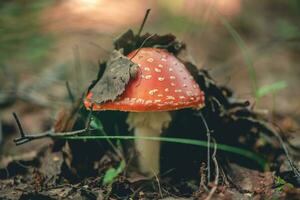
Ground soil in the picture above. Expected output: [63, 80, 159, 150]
[1, 1, 300, 199]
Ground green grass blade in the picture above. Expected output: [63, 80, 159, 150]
[103, 160, 126, 185]
[256, 81, 287, 98]
[218, 14, 258, 97]
[89, 116, 123, 158]
[60, 135, 267, 170]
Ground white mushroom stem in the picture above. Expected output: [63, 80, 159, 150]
[126, 112, 171, 176]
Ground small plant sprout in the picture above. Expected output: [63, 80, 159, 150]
[84, 48, 205, 176]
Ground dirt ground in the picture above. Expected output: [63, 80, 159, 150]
[1, 1, 300, 199]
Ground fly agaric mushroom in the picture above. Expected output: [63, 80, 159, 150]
[84, 47, 205, 176]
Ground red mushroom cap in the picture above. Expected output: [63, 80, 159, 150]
[84, 48, 205, 112]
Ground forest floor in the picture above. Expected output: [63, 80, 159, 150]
[1, 1, 300, 199]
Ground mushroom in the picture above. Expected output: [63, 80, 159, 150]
[84, 48, 205, 176]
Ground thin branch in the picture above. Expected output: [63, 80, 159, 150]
[239, 116, 300, 177]
[137, 9, 151, 37]
[128, 34, 155, 60]
[205, 139, 219, 200]
[65, 81, 75, 103]
[198, 111, 212, 183]
[271, 123, 300, 179]
[13, 112, 94, 146]
[85, 104, 94, 134]
[153, 173, 163, 199]
[14, 128, 93, 146]
[13, 112, 25, 138]
[199, 162, 209, 192]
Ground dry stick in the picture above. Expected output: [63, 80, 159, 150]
[240, 116, 300, 177]
[205, 139, 219, 200]
[199, 162, 209, 192]
[137, 9, 151, 37]
[154, 174, 163, 199]
[271, 123, 300, 178]
[13, 112, 25, 138]
[128, 9, 152, 60]
[13, 112, 94, 146]
[65, 81, 75, 103]
[199, 112, 212, 183]
[128, 34, 155, 61]
[13, 110, 125, 160]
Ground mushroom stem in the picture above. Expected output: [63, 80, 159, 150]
[127, 112, 171, 176]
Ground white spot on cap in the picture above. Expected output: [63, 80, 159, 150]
[193, 84, 197, 88]
[149, 89, 158, 95]
[136, 98, 144, 104]
[145, 100, 152, 104]
[179, 96, 186, 99]
[169, 68, 173, 72]
[190, 97, 195, 100]
[165, 88, 169, 92]
[183, 84, 187, 88]
[175, 89, 182, 93]
[171, 82, 176, 86]
[147, 58, 154, 62]
[166, 96, 175, 100]
[158, 64, 163, 68]
[157, 94, 163, 97]
[186, 91, 193, 96]
[158, 77, 165, 81]
[144, 67, 150, 71]
[170, 76, 176, 80]
[155, 68, 161, 73]
[145, 75, 152, 80]
[154, 99, 161, 103]
[161, 58, 167, 62]
[129, 98, 136, 104]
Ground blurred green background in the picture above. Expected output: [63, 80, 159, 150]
[1, 0, 300, 134]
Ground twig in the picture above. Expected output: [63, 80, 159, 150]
[205, 139, 219, 200]
[85, 104, 94, 134]
[13, 112, 94, 146]
[153, 173, 163, 199]
[137, 9, 151, 37]
[65, 81, 75, 103]
[199, 162, 209, 192]
[239, 116, 300, 177]
[271, 123, 300, 179]
[128, 34, 155, 60]
[198, 111, 212, 183]
[13, 112, 25, 138]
